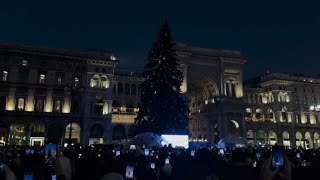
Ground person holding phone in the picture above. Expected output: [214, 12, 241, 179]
[259, 155, 292, 180]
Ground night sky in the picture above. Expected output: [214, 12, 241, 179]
[1, 1, 320, 79]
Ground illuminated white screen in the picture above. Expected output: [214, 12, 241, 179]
[161, 135, 189, 148]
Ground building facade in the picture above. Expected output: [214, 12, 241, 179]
[3, 42, 318, 149]
[244, 72, 320, 149]
[174, 43, 246, 144]
[0, 43, 117, 146]
[111, 72, 144, 142]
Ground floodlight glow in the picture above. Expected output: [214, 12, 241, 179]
[161, 135, 189, 148]
[310, 105, 315, 111]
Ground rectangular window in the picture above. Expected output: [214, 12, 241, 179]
[17, 97, 25, 111]
[22, 60, 28, 66]
[39, 74, 46, 85]
[2, 71, 8, 81]
[74, 77, 79, 87]
[54, 99, 62, 113]
[57, 76, 62, 85]
[35, 99, 44, 112]
[303, 97, 307, 105]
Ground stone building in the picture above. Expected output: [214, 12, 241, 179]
[244, 72, 320, 149]
[174, 43, 247, 144]
[110, 43, 247, 145]
[111, 71, 144, 142]
[0, 42, 117, 146]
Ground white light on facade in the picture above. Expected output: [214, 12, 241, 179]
[310, 105, 315, 111]
[205, 100, 208, 105]
[2, 71, 8, 81]
[22, 60, 28, 66]
[316, 105, 320, 111]
[110, 56, 116, 60]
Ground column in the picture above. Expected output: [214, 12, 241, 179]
[103, 101, 109, 115]
[25, 89, 35, 112]
[25, 124, 30, 146]
[6, 88, 16, 111]
[81, 119, 90, 146]
[254, 132, 257, 143]
[228, 83, 232, 97]
[62, 90, 71, 113]
[44, 89, 53, 112]
[278, 132, 283, 146]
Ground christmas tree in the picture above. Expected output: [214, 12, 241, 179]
[135, 21, 189, 135]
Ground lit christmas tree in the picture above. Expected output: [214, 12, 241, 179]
[135, 21, 188, 135]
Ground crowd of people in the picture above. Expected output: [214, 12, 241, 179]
[0, 143, 320, 180]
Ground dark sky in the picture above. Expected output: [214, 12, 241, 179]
[1, 1, 320, 79]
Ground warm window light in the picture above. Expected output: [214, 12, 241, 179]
[17, 98, 25, 110]
[90, 75, 100, 87]
[39, 74, 45, 84]
[100, 76, 109, 88]
[120, 106, 126, 112]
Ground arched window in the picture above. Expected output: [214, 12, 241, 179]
[257, 130, 266, 144]
[245, 108, 253, 120]
[284, 92, 290, 102]
[90, 75, 100, 88]
[278, 92, 283, 102]
[247, 130, 254, 143]
[268, 131, 277, 145]
[113, 124, 126, 140]
[296, 131, 303, 147]
[267, 109, 274, 121]
[247, 94, 252, 103]
[125, 83, 130, 95]
[35, 99, 44, 112]
[100, 76, 109, 88]
[131, 84, 137, 95]
[255, 108, 262, 119]
[17, 98, 25, 111]
[283, 131, 290, 147]
[269, 93, 274, 103]
[281, 107, 287, 122]
[118, 83, 123, 95]
[225, 78, 237, 97]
